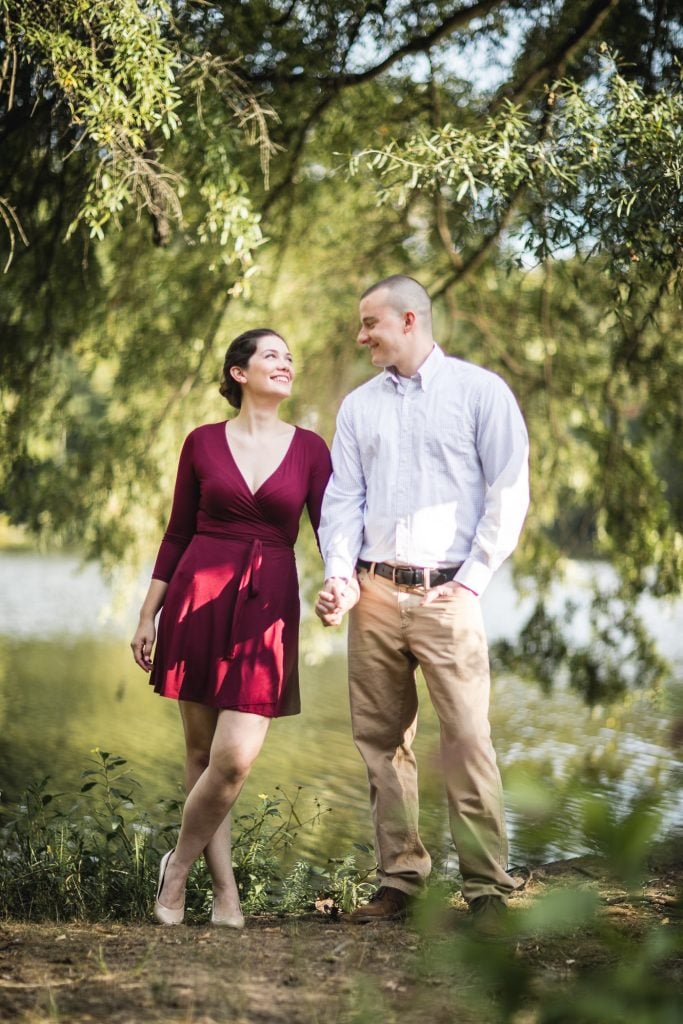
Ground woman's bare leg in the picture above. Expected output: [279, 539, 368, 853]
[158, 708, 270, 909]
[179, 701, 243, 919]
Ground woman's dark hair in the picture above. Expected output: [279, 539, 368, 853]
[219, 328, 286, 409]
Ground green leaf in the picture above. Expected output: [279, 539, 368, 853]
[456, 180, 469, 201]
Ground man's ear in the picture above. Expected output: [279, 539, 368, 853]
[403, 311, 416, 332]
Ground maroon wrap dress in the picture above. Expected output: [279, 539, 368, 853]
[149, 421, 332, 717]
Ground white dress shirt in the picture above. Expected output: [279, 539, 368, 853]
[319, 344, 530, 595]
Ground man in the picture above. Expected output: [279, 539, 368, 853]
[316, 275, 530, 934]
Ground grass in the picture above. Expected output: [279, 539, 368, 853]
[0, 749, 376, 923]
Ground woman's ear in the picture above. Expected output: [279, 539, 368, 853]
[230, 366, 246, 383]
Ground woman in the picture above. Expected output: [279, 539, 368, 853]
[130, 328, 332, 926]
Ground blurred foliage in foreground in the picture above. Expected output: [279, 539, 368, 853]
[411, 875, 682, 1024]
[1, 1, 682, 701]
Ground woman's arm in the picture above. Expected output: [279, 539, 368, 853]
[131, 578, 168, 672]
[151, 430, 201, 582]
[305, 432, 333, 549]
[131, 430, 200, 671]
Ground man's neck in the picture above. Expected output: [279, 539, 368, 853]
[391, 340, 435, 378]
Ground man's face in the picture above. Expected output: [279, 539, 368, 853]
[357, 289, 410, 370]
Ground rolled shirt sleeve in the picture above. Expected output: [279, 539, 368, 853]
[455, 377, 530, 595]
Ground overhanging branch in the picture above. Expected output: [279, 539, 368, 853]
[497, 0, 623, 107]
[249, 0, 506, 87]
[430, 182, 525, 299]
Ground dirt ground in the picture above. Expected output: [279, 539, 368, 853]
[1, 856, 680, 1024]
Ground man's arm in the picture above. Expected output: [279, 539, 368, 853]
[316, 399, 367, 625]
[318, 399, 367, 581]
[454, 377, 530, 596]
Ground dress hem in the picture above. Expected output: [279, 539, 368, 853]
[153, 689, 300, 718]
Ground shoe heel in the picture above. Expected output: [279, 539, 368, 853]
[211, 898, 245, 929]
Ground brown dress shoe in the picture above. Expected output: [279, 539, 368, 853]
[348, 886, 412, 924]
[468, 895, 508, 938]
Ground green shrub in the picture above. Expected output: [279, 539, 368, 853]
[0, 749, 373, 922]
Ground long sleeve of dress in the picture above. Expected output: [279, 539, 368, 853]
[151, 431, 200, 582]
[305, 434, 333, 550]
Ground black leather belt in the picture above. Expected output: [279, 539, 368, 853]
[356, 560, 463, 588]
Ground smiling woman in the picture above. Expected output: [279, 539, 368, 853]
[223, 333, 297, 494]
[218, 330, 293, 410]
[129, 327, 331, 928]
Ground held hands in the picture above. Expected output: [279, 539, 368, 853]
[314, 576, 477, 623]
[130, 618, 156, 672]
[315, 577, 360, 627]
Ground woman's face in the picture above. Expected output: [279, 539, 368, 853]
[234, 335, 295, 402]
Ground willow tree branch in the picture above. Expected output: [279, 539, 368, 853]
[431, 68, 566, 299]
[272, 0, 298, 27]
[151, 291, 233, 439]
[428, 58, 464, 272]
[261, 90, 336, 215]
[496, 0, 623, 108]
[249, 0, 506, 86]
[430, 183, 526, 299]
[451, 308, 537, 379]
[645, 0, 669, 93]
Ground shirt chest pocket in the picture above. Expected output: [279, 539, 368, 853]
[357, 405, 402, 473]
[421, 411, 477, 464]
[358, 428, 392, 473]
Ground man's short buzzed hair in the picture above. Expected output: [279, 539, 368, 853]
[361, 275, 432, 322]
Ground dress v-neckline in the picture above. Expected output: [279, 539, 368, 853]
[223, 422, 298, 498]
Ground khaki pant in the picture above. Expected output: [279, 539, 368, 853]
[348, 567, 517, 902]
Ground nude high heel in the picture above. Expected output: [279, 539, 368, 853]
[211, 899, 245, 929]
[154, 849, 185, 925]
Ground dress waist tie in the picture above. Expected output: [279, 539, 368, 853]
[226, 537, 263, 660]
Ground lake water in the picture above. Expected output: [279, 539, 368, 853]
[0, 551, 680, 869]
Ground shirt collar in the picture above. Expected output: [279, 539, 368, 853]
[383, 343, 444, 392]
